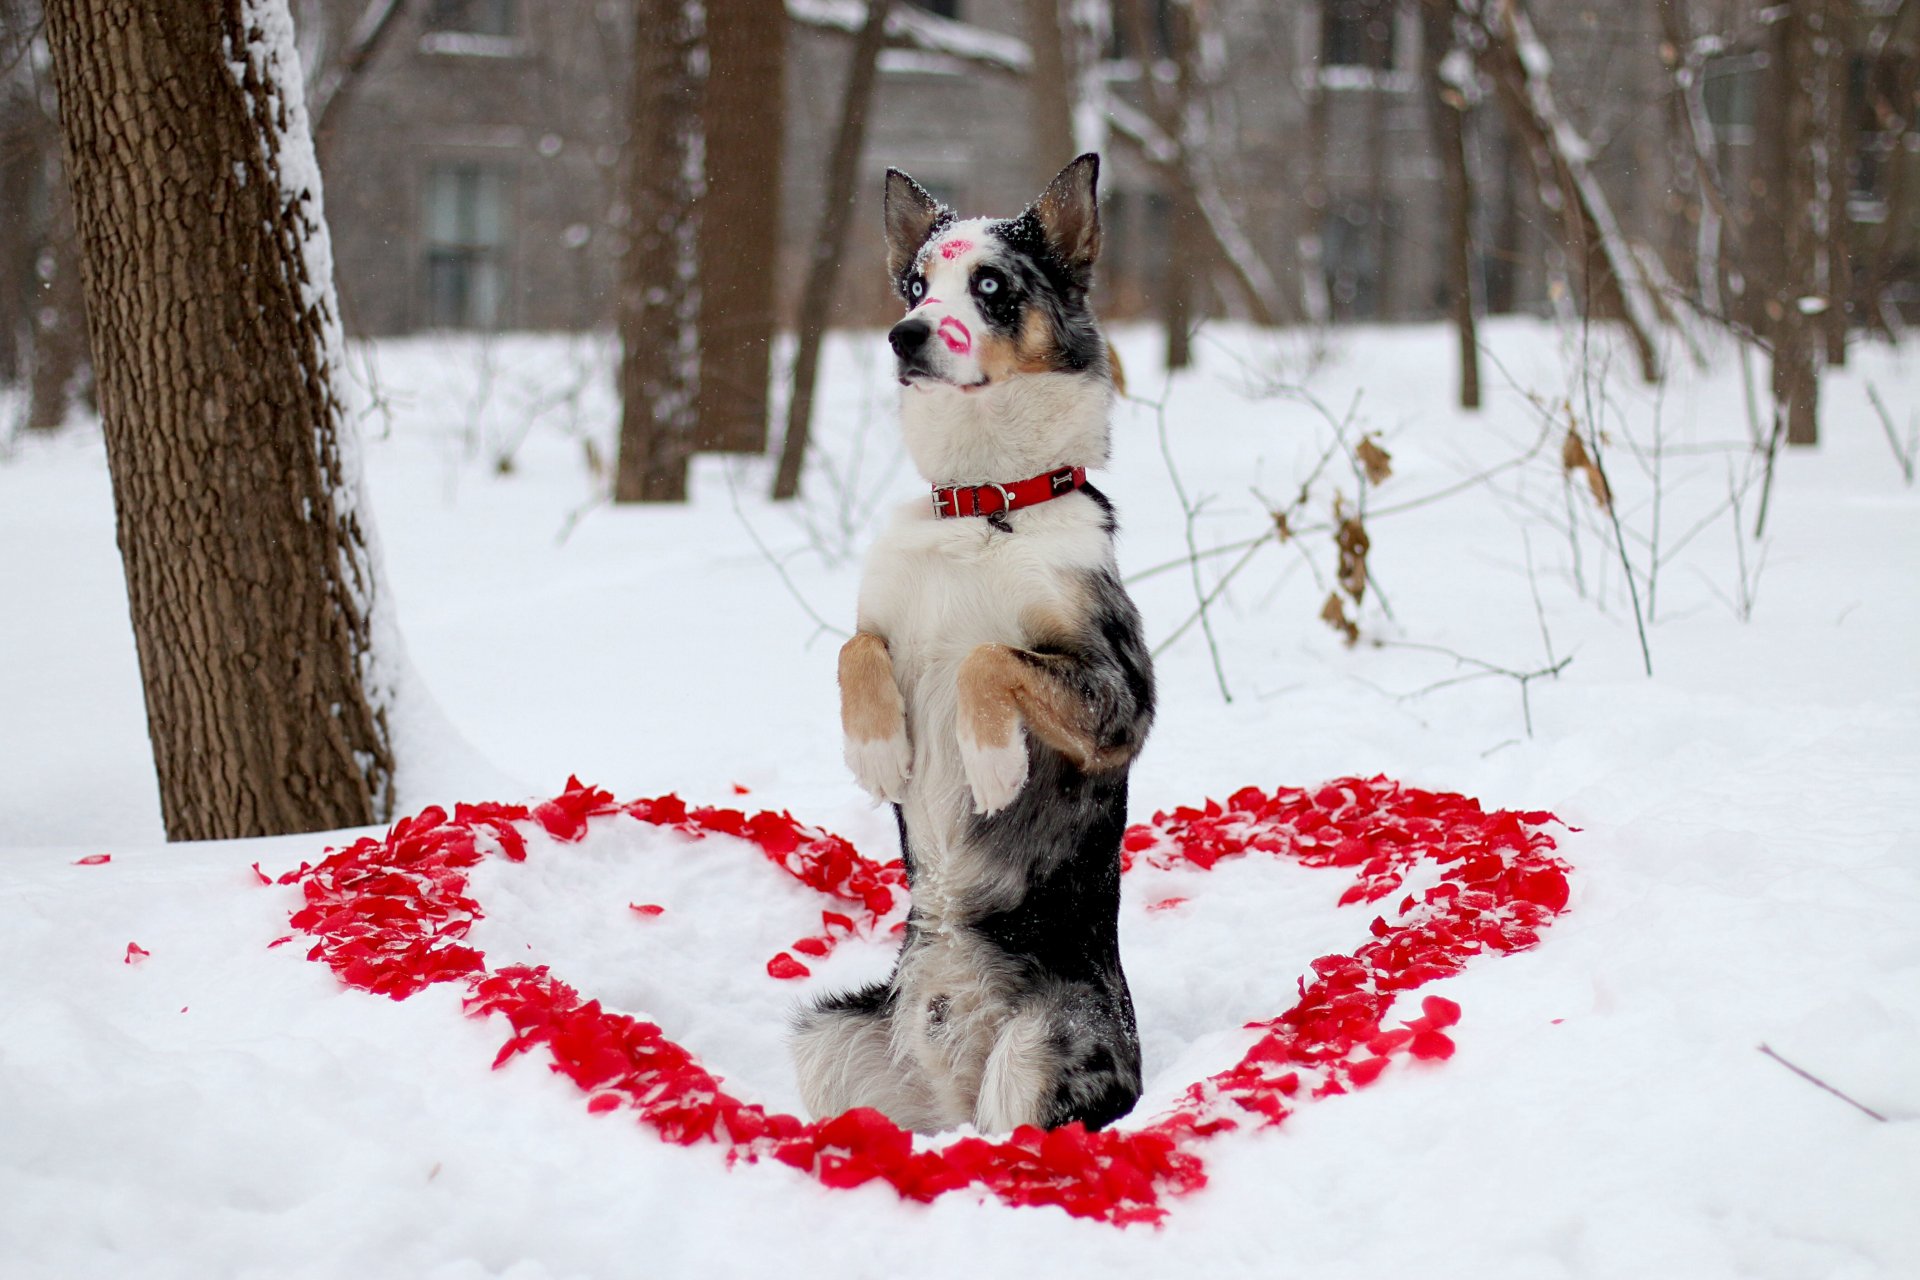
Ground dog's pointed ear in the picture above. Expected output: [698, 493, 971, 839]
[885, 169, 951, 282]
[1032, 153, 1102, 277]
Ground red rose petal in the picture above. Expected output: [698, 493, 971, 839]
[75, 854, 111, 866]
[766, 952, 811, 980]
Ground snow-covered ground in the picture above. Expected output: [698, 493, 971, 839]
[2, 320, 1916, 1278]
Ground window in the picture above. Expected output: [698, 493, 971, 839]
[1107, 0, 1174, 61]
[422, 163, 510, 330]
[426, 0, 514, 36]
[1702, 53, 1761, 146]
[1323, 0, 1395, 71]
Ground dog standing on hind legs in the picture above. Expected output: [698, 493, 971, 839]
[789, 155, 1155, 1135]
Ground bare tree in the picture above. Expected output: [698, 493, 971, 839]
[308, 0, 410, 162]
[1420, 0, 1480, 407]
[1107, 0, 1294, 341]
[771, 0, 895, 502]
[42, 0, 396, 839]
[1463, 0, 1666, 381]
[1752, 0, 1823, 446]
[1024, 0, 1079, 188]
[23, 136, 85, 431]
[1819, 0, 1851, 367]
[697, 0, 786, 454]
[615, 0, 703, 502]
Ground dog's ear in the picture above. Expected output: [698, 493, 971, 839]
[884, 169, 951, 283]
[1031, 153, 1102, 278]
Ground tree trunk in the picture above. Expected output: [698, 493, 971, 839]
[1755, 0, 1822, 445]
[615, 0, 702, 502]
[1420, 0, 1480, 408]
[1163, 0, 1197, 368]
[26, 143, 87, 432]
[42, 0, 395, 840]
[1164, 189, 1197, 369]
[1821, 0, 1851, 366]
[696, 0, 785, 454]
[1023, 0, 1078, 188]
[771, 0, 895, 502]
[0, 86, 36, 386]
[1364, 48, 1396, 321]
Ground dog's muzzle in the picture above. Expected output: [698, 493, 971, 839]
[889, 316, 932, 361]
[889, 316, 936, 383]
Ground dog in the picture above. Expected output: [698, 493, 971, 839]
[789, 154, 1155, 1135]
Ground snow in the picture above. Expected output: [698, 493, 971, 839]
[3, 319, 1918, 1276]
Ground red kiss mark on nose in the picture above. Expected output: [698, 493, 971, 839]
[937, 316, 972, 355]
[939, 238, 974, 260]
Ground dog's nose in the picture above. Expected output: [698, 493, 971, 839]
[888, 317, 932, 360]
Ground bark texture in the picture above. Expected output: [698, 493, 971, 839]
[615, 0, 701, 502]
[696, 0, 786, 454]
[43, 0, 394, 839]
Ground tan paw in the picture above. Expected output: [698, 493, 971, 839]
[846, 730, 912, 804]
[959, 729, 1028, 815]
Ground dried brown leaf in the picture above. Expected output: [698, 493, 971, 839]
[1335, 514, 1371, 602]
[1561, 428, 1612, 511]
[1356, 435, 1393, 485]
[1320, 591, 1359, 645]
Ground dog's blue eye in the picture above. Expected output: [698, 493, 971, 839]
[910, 279, 924, 299]
[978, 276, 999, 295]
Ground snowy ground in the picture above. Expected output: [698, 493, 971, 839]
[2, 319, 1916, 1278]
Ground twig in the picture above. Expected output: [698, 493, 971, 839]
[1151, 531, 1275, 660]
[1521, 529, 1559, 673]
[1151, 382, 1234, 701]
[725, 463, 850, 643]
[1865, 380, 1916, 484]
[1377, 640, 1573, 738]
[1127, 531, 1272, 585]
[1580, 373, 1653, 675]
[1757, 1044, 1888, 1122]
[1753, 386, 1789, 539]
[555, 490, 608, 547]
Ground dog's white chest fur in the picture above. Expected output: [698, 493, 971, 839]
[857, 496, 1110, 912]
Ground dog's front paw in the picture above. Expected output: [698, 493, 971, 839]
[960, 728, 1028, 815]
[846, 730, 912, 804]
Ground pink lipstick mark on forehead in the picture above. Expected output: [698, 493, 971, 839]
[937, 316, 972, 355]
[938, 238, 974, 260]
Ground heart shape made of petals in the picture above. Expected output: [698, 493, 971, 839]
[274, 776, 1571, 1226]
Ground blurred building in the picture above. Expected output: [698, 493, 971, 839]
[311, 0, 1918, 336]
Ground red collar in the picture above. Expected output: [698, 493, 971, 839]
[931, 465, 1087, 519]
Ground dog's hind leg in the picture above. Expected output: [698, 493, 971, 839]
[973, 1006, 1057, 1133]
[975, 985, 1143, 1134]
[790, 983, 943, 1132]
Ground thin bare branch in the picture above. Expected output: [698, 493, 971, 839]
[1758, 1044, 1888, 1122]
